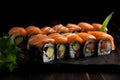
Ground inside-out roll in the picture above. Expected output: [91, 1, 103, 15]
[77, 32, 96, 57]
[66, 23, 81, 33]
[77, 22, 94, 32]
[27, 34, 55, 63]
[53, 24, 70, 34]
[48, 33, 68, 59]
[41, 26, 56, 35]
[8, 27, 27, 48]
[63, 33, 83, 58]
[25, 26, 42, 38]
[8, 27, 28, 64]
[88, 31, 115, 55]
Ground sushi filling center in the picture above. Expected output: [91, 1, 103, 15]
[57, 44, 66, 58]
[72, 41, 81, 57]
[98, 39, 112, 55]
[43, 43, 54, 58]
[11, 35, 25, 48]
[14, 36, 24, 45]
[84, 40, 95, 57]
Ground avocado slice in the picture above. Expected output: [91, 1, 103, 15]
[46, 46, 54, 58]
[72, 41, 80, 51]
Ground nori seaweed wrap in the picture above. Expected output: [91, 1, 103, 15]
[27, 34, 55, 63]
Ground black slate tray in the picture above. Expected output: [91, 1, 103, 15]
[0, 50, 118, 74]
[1, 52, 120, 80]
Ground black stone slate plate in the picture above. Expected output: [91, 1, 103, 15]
[3, 50, 118, 74]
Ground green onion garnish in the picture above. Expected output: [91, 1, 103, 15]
[100, 11, 114, 32]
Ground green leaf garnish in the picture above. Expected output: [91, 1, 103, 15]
[100, 11, 114, 32]
[0, 36, 21, 72]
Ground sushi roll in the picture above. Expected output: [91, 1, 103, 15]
[52, 24, 70, 34]
[66, 23, 81, 33]
[91, 23, 108, 32]
[8, 27, 28, 64]
[8, 27, 27, 48]
[25, 25, 42, 38]
[88, 31, 115, 55]
[48, 33, 68, 59]
[41, 26, 56, 35]
[25, 26, 42, 53]
[63, 33, 83, 58]
[77, 22, 94, 32]
[27, 34, 55, 63]
[77, 32, 96, 57]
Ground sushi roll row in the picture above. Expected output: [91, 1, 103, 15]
[26, 31, 115, 63]
[7, 22, 114, 63]
[88, 31, 115, 55]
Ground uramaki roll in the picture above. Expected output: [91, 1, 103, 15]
[66, 23, 81, 33]
[8, 27, 28, 64]
[63, 33, 83, 58]
[52, 24, 70, 34]
[8, 27, 27, 48]
[41, 26, 56, 35]
[25, 25, 42, 38]
[48, 33, 68, 59]
[77, 22, 94, 32]
[88, 31, 115, 55]
[28, 34, 55, 63]
[77, 32, 96, 57]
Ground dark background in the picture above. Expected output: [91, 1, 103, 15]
[0, 0, 119, 34]
[0, 0, 120, 80]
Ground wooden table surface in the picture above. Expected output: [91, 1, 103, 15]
[1, 72, 120, 80]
